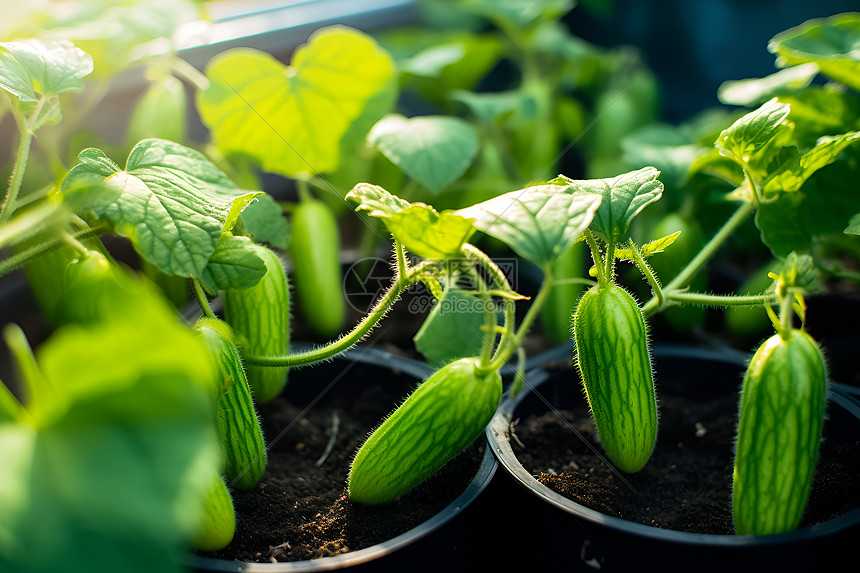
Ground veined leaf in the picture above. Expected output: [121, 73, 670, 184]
[239, 194, 290, 249]
[718, 63, 819, 106]
[716, 98, 792, 165]
[554, 167, 662, 244]
[0, 39, 92, 101]
[197, 235, 267, 293]
[62, 139, 258, 278]
[346, 183, 474, 258]
[368, 114, 478, 193]
[763, 131, 860, 194]
[197, 26, 394, 177]
[768, 13, 860, 92]
[615, 232, 681, 261]
[456, 183, 602, 265]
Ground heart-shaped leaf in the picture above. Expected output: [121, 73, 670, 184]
[554, 167, 662, 244]
[368, 114, 478, 193]
[456, 183, 602, 266]
[716, 98, 792, 166]
[197, 26, 394, 177]
[62, 139, 259, 278]
[197, 235, 267, 293]
[346, 183, 474, 258]
[0, 39, 93, 102]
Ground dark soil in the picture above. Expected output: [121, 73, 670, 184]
[510, 356, 860, 535]
[198, 359, 484, 564]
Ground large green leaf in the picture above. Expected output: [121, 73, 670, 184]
[62, 139, 260, 278]
[197, 26, 394, 178]
[716, 98, 792, 166]
[346, 183, 474, 258]
[456, 183, 602, 265]
[717, 63, 819, 106]
[0, 39, 93, 101]
[762, 131, 860, 194]
[0, 279, 219, 573]
[768, 12, 860, 92]
[554, 167, 662, 244]
[368, 114, 479, 193]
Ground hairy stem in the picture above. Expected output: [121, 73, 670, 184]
[192, 278, 216, 319]
[0, 100, 43, 224]
[666, 291, 779, 308]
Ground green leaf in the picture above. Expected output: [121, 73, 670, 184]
[197, 26, 395, 177]
[346, 183, 474, 258]
[621, 125, 709, 191]
[755, 152, 860, 256]
[715, 98, 792, 165]
[0, 380, 24, 423]
[456, 183, 602, 265]
[0, 39, 93, 101]
[845, 213, 860, 235]
[615, 232, 681, 260]
[62, 139, 257, 278]
[718, 63, 819, 106]
[413, 288, 486, 368]
[238, 194, 290, 249]
[555, 167, 663, 244]
[768, 13, 860, 92]
[197, 235, 267, 293]
[763, 131, 860, 194]
[368, 114, 479, 193]
[401, 43, 466, 77]
[463, 0, 574, 29]
[451, 89, 522, 123]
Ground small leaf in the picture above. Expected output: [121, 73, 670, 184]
[346, 182, 412, 217]
[554, 167, 663, 244]
[368, 114, 479, 194]
[62, 139, 254, 278]
[0, 39, 93, 101]
[615, 232, 681, 260]
[197, 235, 267, 293]
[763, 131, 860, 194]
[715, 98, 792, 165]
[197, 27, 394, 177]
[401, 44, 465, 77]
[718, 63, 819, 106]
[239, 194, 290, 249]
[456, 183, 602, 265]
[768, 13, 860, 92]
[451, 89, 522, 123]
[844, 213, 860, 235]
[413, 288, 486, 368]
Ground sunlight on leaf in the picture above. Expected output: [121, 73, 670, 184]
[763, 131, 860, 194]
[716, 98, 792, 166]
[0, 39, 92, 102]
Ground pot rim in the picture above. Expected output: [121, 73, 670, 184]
[487, 342, 860, 547]
[189, 346, 497, 572]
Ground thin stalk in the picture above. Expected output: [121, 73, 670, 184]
[627, 239, 663, 310]
[171, 57, 210, 91]
[604, 240, 616, 284]
[666, 292, 779, 308]
[192, 279, 216, 319]
[510, 346, 527, 399]
[394, 240, 407, 279]
[461, 260, 497, 368]
[583, 231, 605, 285]
[245, 260, 435, 367]
[0, 100, 43, 224]
[3, 324, 51, 410]
[778, 291, 794, 337]
[642, 201, 754, 314]
[0, 223, 107, 279]
[296, 178, 314, 203]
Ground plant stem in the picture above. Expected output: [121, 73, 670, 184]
[171, 57, 210, 91]
[666, 291, 779, 307]
[3, 324, 51, 411]
[296, 178, 313, 203]
[244, 260, 435, 367]
[583, 231, 604, 285]
[627, 239, 663, 309]
[0, 99, 43, 225]
[394, 240, 407, 278]
[510, 346, 527, 399]
[192, 278, 216, 319]
[778, 290, 794, 337]
[642, 200, 754, 315]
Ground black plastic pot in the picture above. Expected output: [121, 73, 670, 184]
[486, 344, 860, 572]
[189, 346, 497, 573]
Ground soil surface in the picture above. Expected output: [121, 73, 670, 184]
[510, 357, 860, 535]
[198, 360, 484, 564]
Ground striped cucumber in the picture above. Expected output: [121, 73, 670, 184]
[732, 329, 827, 535]
[348, 357, 502, 504]
[196, 318, 267, 490]
[192, 474, 236, 552]
[224, 244, 290, 404]
[573, 283, 658, 473]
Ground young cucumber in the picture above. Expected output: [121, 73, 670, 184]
[289, 199, 345, 338]
[732, 329, 827, 535]
[348, 357, 502, 504]
[192, 474, 236, 552]
[196, 318, 267, 490]
[224, 244, 290, 404]
[573, 283, 658, 473]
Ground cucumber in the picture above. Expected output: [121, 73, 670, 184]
[223, 244, 290, 404]
[192, 474, 236, 552]
[289, 199, 345, 338]
[573, 283, 658, 473]
[732, 329, 827, 535]
[348, 357, 502, 504]
[196, 318, 267, 490]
